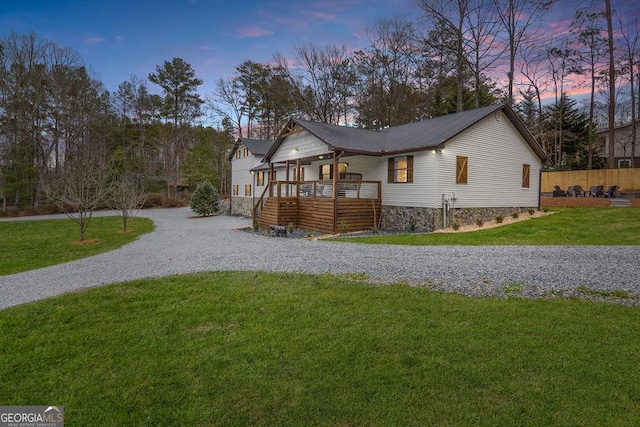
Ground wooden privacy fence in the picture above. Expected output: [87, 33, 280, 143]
[541, 168, 640, 193]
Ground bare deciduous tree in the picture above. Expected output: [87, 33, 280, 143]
[419, 0, 471, 112]
[492, 0, 558, 105]
[572, 7, 607, 169]
[107, 172, 147, 232]
[42, 143, 112, 241]
[354, 17, 423, 128]
[617, 6, 639, 167]
[605, 0, 617, 168]
[275, 43, 355, 124]
[207, 78, 245, 138]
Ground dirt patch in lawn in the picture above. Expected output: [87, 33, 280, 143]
[71, 238, 101, 245]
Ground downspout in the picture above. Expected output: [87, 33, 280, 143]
[251, 171, 256, 213]
[228, 157, 233, 215]
[538, 165, 543, 210]
[442, 193, 448, 229]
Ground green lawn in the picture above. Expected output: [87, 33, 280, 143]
[332, 208, 640, 245]
[0, 216, 154, 275]
[1, 271, 638, 426]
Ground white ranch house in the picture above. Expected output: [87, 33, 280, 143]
[229, 103, 549, 233]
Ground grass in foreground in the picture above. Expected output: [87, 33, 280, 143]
[333, 208, 640, 245]
[0, 216, 154, 275]
[1, 271, 638, 426]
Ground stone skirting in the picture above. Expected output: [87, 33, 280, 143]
[381, 206, 440, 232]
[230, 196, 253, 216]
[382, 205, 537, 231]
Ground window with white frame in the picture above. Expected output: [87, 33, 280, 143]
[618, 159, 631, 168]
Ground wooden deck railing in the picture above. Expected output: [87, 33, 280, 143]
[252, 180, 382, 232]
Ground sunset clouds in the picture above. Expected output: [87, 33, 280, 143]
[0, 0, 635, 105]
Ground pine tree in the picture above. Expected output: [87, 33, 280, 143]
[189, 180, 219, 217]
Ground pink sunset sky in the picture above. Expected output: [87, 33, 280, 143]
[1, 0, 637, 105]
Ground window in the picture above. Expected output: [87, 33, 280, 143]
[244, 184, 251, 196]
[387, 156, 413, 183]
[618, 159, 631, 168]
[320, 164, 332, 180]
[319, 163, 346, 181]
[232, 184, 239, 196]
[235, 150, 241, 159]
[522, 164, 530, 188]
[243, 147, 249, 157]
[256, 171, 265, 186]
[456, 156, 468, 184]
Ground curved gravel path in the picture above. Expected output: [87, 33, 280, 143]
[1, 207, 639, 309]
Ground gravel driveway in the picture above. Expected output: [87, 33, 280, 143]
[1, 207, 639, 309]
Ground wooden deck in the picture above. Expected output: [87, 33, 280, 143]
[254, 180, 382, 234]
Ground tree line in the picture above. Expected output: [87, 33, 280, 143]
[210, 0, 638, 170]
[1, 0, 638, 213]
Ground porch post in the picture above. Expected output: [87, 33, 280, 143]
[332, 153, 338, 234]
[285, 161, 290, 197]
[269, 164, 275, 197]
[296, 158, 301, 198]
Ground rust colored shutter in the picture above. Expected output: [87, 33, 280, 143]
[388, 158, 394, 183]
[522, 164, 530, 188]
[407, 156, 414, 183]
[456, 156, 468, 184]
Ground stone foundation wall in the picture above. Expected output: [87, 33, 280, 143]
[382, 205, 537, 231]
[219, 199, 231, 215]
[230, 196, 253, 216]
[446, 206, 535, 229]
[381, 206, 440, 232]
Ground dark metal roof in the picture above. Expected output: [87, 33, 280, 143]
[228, 137, 274, 160]
[382, 103, 504, 153]
[263, 103, 549, 162]
[292, 119, 386, 153]
[243, 138, 274, 155]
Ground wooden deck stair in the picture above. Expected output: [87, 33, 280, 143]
[610, 198, 632, 207]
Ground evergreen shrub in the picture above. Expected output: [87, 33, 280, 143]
[189, 180, 219, 216]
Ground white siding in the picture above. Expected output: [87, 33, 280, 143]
[230, 143, 263, 197]
[435, 112, 542, 208]
[381, 152, 440, 208]
[305, 164, 320, 180]
[308, 153, 439, 207]
[270, 130, 331, 163]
